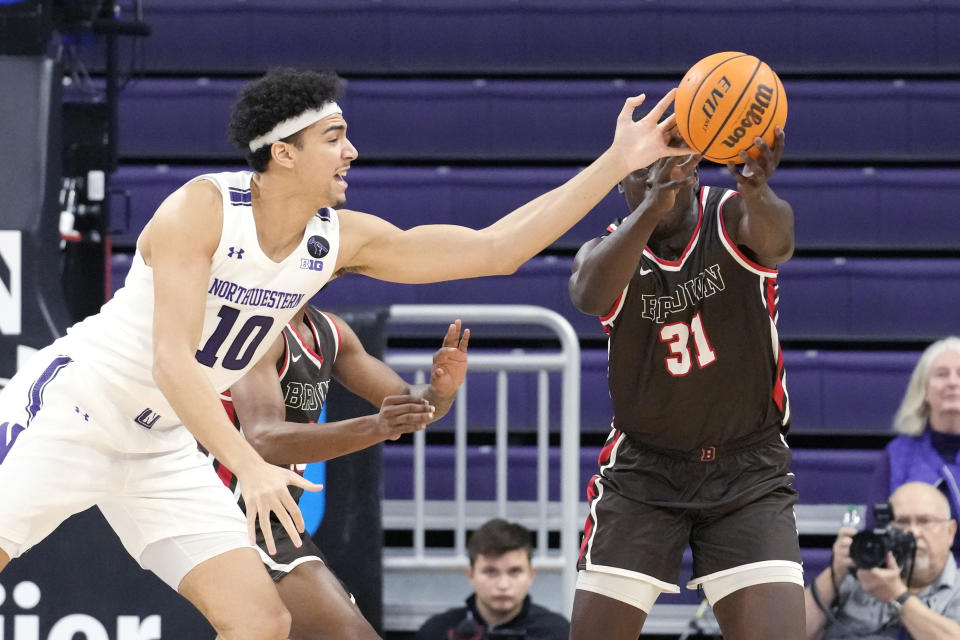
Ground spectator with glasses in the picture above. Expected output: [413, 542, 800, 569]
[868, 336, 960, 561]
[804, 481, 960, 639]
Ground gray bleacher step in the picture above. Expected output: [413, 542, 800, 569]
[383, 500, 863, 536]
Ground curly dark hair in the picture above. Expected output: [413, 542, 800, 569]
[467, 519, 533, 567]
[227, 68, 345, 172]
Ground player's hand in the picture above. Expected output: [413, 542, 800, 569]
[375, 394, 436, 440]
[856, 552, 908, 602]
[429, 320, 469, 398]
[611, 89, 693, 174]
[831, 526, 858, 585]
[638, 140, 701, 216]
[725, 126, 785, 193]
[239, 460, 323, 555]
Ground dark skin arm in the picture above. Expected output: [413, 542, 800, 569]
[569, 152, 701, 316]
[722, 127, 795, 268]
[233, 314, 469, 466]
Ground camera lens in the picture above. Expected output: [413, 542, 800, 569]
[850, 531, 888, 569]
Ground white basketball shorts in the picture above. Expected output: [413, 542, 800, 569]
[0, 346, 250, 589]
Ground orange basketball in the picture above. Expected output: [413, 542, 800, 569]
[674, 52, 787, 164]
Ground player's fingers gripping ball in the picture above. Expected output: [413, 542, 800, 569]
[674, 51, 787, 164]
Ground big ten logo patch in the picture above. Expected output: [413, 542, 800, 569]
[0, 581, 161, 640]
[0, 231, 22, 335]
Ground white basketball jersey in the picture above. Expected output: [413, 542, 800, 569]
[63, 171, 340, 434]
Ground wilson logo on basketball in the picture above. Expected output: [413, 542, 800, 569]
[720, 84, 775, 149]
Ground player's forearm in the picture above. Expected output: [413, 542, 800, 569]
[246, 415, 390, 465]
[412, 383, 456, 422]
[901, 595, 960, 639]
[803, 567, 837, 640]
[569, 209, 662, 316]
[487, 150, 629, 273]
[153, 353, 263, 473]
[739, 184, 795, 262]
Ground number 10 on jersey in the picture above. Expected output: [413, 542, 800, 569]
[659, 312, 717, 376]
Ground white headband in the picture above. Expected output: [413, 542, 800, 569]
[247, 102, 343, 152]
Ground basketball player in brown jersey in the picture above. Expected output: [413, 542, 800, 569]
[568, 127, 804, 639]
[217, 307, 468, 639]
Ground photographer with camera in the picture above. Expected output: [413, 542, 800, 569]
[415, 519, 569, 640]
[804, 481, 960, 639]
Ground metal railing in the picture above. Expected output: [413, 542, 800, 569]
[383, 304, 581, 615]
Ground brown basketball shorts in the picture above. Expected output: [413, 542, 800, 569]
[577, 427, 801, 588]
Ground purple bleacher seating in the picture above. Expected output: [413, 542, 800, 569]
[779, 258, 960, 340]
[791, 449, 885, 505]
[84, 1, 960, 75]
[784, 351, 916, 435]
[112, 79, 960, 161]
[381, 444, 882, 505]
[309, 256, 960, 341]
[381, 444, 589, 502]
[387, 349, 913, 435]
[109, 166, 960, 251]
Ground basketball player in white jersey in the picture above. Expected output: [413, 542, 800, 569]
[0, 67, 691, 639]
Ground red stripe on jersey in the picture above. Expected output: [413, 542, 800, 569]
[597, 429, 622, 467]
[599, 291, 624, 323]
[290, 317, 324, 365]
[579, 431, 622, 563]
[765, 279, 778, 319]
[216, 463, 234, 488]
[221, 397, 235, 423]
[319, 311, 341, 358]
[772, 346, 786, 411]
[765, 279, 786, 411]
[277, 333, 291, 379]
[579, 474, 601, 563]
[717, 192, 779, 275]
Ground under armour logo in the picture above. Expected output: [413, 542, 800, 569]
[227, 247, 245, 259]
[74, 406, 89, 421]
[135, 408, 161, 429]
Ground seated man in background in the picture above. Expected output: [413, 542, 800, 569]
[415, 518, 569, 639]
[804, 481, 960, 639]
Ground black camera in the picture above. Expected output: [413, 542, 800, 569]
[849, 502, 917, 579]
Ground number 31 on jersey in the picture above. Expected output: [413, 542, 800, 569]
[659, 312, 717, 376]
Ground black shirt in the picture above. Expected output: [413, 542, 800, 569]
[415, 594, 569, 640]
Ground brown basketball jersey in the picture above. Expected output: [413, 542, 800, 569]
[599, 186, 789, 451]
[213, 305, 340, 501]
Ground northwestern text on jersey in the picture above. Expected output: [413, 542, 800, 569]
[207, 278, 305, 310]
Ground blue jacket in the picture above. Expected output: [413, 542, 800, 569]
[882, 429, 960, 559]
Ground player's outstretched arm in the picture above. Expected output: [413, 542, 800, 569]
[233, 314, 469, 465]
[335, 91, 691, 284]
[569, 150, 700, 316]
[334, 316, 469, 424]
[724, 127, 795, 268]
[143, 181, 320, 555]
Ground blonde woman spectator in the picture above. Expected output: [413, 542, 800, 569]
[867, 336, 960, 558]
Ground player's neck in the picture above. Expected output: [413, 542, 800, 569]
[649, 199, 698, 260]
[249, 173, 324, 261]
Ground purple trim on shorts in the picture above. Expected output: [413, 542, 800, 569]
[24, 355, 72, 425]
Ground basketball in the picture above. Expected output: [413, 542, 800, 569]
[674, 52, 787, 164]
